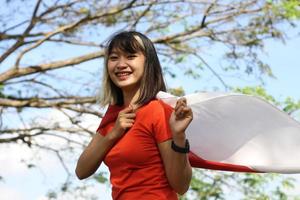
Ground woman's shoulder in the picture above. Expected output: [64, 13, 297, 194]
[141, 99, 173, 114]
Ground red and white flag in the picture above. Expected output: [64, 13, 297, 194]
[157, 91, 300, 173]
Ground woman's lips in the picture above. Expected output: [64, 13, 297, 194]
[115, 72, 132, 80]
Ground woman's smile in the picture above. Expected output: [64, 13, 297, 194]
[115, 71, 133, 80]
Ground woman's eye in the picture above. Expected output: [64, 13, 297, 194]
[109, 56, 118, 60]
[128, 55, 136, 59]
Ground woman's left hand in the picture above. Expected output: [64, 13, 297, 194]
[169, 98, 193, 139]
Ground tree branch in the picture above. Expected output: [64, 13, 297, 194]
[0, 0, 42, 64]
[0, 50, 104, 83]
[0, 96, 96, 108]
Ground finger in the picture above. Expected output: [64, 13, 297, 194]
[175, 105, 184, 115]
[175, 106, 186, 119]
[120, 116, 135, 122]
[177, 97, 187, 106]
[175, 98, 187, 110]
[124, 119, 135, 124]
[124, 121, 135, 129]
[182, 106, 193, 118]
[176, 105, 193, 119]
[179, 97, 187, 105]
[123, 113, 136, 119]
[118, 107, 134, 119]
[175, 99, 186, 111]
[119, 119, 135, 128]
[120, 106, 134, 114]
[129, 103, 141, 112]
[175, 99, 182, 111]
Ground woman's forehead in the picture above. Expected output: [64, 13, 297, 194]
[109, 48, 142, 55]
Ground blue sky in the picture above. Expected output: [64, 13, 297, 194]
[263, 35, 300, 100]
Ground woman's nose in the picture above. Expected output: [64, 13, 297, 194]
[116, 57, 127, 69]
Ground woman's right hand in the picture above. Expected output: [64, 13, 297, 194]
[111, 105, 136, 139]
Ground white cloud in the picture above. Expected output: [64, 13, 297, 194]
[0, 144, 32, 175]
[0, 186, 24, 200]
[0, 143, 63, 177]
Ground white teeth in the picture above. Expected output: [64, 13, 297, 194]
[116, 72, 131, 77]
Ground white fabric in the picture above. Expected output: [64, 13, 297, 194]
[157, 91, 300, 173]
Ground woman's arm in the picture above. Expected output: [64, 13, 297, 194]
[75, 133, 118, 179]
[158, 98, 193, 194]
[158, 139, 192, 195]
[75, 106, 135, 179]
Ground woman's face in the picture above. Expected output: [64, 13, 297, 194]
[107, 49, 145, 92]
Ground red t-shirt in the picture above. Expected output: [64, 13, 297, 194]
[97, 100, 178, 200]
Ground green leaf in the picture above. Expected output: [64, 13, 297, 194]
[93, 172, 108, 184]
[168, 87, 185, 96]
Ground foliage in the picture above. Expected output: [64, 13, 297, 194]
[180, 169, 297, 200]
[169, 87, 185, 96]
[234, 86, 279, 105]
[269, 0, 300, 20]
[235, 86, 300, 116]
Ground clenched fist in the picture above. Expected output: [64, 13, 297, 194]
[111, 105, 136, 139]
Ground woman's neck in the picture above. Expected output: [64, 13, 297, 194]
[122, 88, 140, 107]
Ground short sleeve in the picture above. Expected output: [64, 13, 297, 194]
[152, 100, 174, 143]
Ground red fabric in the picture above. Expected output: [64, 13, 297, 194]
[188, 152, 259, 173]
[97, 100, 178, 200]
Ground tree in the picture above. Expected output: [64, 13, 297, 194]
[1, 0, 299, 199]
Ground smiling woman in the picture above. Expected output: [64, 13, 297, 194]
[75, 31, 193, 200]
[101, 31, 167, 107]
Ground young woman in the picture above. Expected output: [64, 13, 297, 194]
[75, 31, 193, 200]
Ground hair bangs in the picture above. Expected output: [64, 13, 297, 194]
[107, 34, 144, 55]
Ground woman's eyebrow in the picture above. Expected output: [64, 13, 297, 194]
[110, 51, 118, 54]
